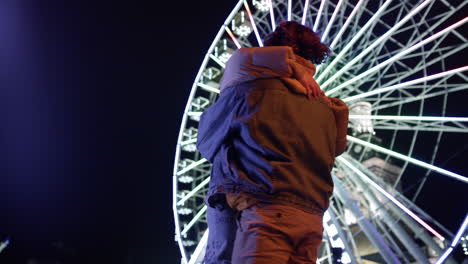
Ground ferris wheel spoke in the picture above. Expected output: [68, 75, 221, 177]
[373, 85, 468, 112]
[187, 229, 209, 264]
[181, 205, 207, 236]
[349, 115, 468, 133]
[364, 43, 468, 96]
[316, 0, 393, 84]
[209, 54, 226, 68]
[342, 66, 468, 103]
[300, 0, 310, 25]
[346, 135, 468, 184]
[268, 0, 276, 30]
[326, 17, 468, 96]
[197, 82, 220, 94]
[329, 0, 364, 49]
[243, 0, 264, 47]
[319, 0, 432, 89]
[224, 26, 242, 49]
[405, 2, 467, 48]
[176, 158, 208, 176]
[312, 0, 326, 31]
[176, 177, 210, 206]
[338, 156, 446, 241]
[320, 0, 344, 42]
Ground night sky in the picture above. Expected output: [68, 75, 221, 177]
[1, 1, 467, 264]
[1, 0, 234, 263]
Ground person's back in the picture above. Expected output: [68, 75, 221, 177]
[198, 21, 349, 264]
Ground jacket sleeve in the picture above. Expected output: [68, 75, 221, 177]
[327, 97, 349, 156]
[196, 90, 239, 162]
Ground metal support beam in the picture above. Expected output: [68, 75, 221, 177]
[332, 176, 402, 264]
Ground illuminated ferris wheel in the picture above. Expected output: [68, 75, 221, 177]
[173, 0, 468, 263]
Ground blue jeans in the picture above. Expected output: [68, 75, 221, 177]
[204, 206, 238, 264]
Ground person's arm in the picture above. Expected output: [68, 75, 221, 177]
[326, 97, 349, 156]
[197, 90, 238, 162]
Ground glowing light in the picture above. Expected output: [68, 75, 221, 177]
[317, 0, 393, 84]
[218, 52, 232, 64]
[347, 135, 468, 184]
[301, 0, 310, 25]
[178, 175, 194, 184]
[313, 0, 326, 32]
[197, 82, 220, 94]
[435, 247, 453, 264]
[343, 66, 468, 102]
[268, 0, 276, 30]
[188, 230, 209, 264]
[338, 156, 446, 240]
[253, 0, 270, 12]
[321, 0, 344, 42]
[451, 214, 468, 247]
[349, 115, 468, 122]
[177, 177, 210, 206]
[224, 26, 242, 49]
[320, 0, 432, 88]
[176, 158, 207, 176]
[243, 0, 264, 46]
[178, 207, 193, 215]
[209, 54, 226, 68]
[181, 205, 207, 236]
[326, 17, 468, 96]
[287, 0, 292, 21]
[235, 24, 253, 37]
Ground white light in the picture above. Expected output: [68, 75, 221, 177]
[178, 207, 193, 215]
[313, 0, 326, 32]
[323, 210, 331, 222]
[268, 0, 276, 30]
[287, 0, 292, 21]
[349, 115, 468, 122]
[317, 0, 392, 84]
[301, 0, 310, 25]
[224, 26, 242, 49]
[347, 135, 468, 184]
[321, 0, 344, 42]
[218, 52, 232, 64]
[235, 24, 253, 37]
[197, 82, 220, 94]
[181, 205, 207, 236]
[176, 158, 208, 176]
[188, 229, 209, 264]
[344, 209, 357, 225]
[328, 225, 338, 237]
[451, 214, 468, 247]
[243, 0, 264, 46]
[178, 175, 194, 184]
[209, 54, 226, 68]
[338, 156, 446, 240]
[326, 17, 468, 96]
[177, 177, 211, 206]
[343, 66, 468, 102]
[330, 0, 364, 49]
[253, 0, 270, 12]
[320, 0, 432, 88]
[435, 247, 453, 264]
[341, 252, 352, 264]
[182, 240, 196, 246]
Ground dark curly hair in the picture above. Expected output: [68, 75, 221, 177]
[263, 21, 330, 64]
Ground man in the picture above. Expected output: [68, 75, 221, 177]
[197, 21, 349, 264]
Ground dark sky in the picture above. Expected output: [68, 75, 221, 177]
[0, 0, 233, 263]
[1, 1, 467, 263]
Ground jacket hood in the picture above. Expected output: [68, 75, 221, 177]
[220, 46, 321, 98]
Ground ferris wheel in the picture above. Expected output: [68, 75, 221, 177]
[173, 0, 468, 263]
